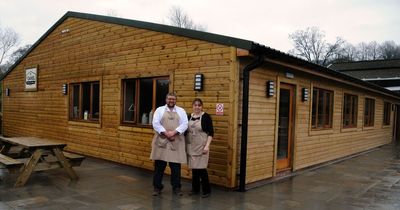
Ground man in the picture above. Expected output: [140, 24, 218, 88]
[150, 92, 188, 196]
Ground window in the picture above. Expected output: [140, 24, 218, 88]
[122, 77, 169, 125]
[343, 94, 358, 128]
[311, 88, 334, 129]
[383, 102, 391, 125]
[69, 81, 100, 121]
[364, 98, 375, 127]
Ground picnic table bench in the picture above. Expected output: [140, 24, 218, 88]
[0, 136, 85, 187]
[0, 153, 24, 173]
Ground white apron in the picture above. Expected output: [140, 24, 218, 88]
[150, 111, 187, 163]
[186, 114, 209, 169]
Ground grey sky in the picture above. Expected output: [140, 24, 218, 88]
[0, 0, 399, 52]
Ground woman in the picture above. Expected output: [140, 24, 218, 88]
[186, 98, 214, 198]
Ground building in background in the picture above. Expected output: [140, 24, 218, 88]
[330, 59, 400, 94]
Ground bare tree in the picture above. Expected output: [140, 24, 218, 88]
[334, 41, 399, 62]
[378, 41, 400, 59]
[0, 24, 20, 70]
[337, 42, 359, 62]
[352, 41, 380, 60]
[1, 44, 31, 72]
[288, 27, 345, 66]
[356, 42, 369, 61]
[166, 6, 206, 31]
[366, 41, 379, 60]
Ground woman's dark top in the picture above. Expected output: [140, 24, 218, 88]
[188, 112, 214, 137]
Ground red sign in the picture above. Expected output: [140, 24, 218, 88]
[216, 103, 224, 116]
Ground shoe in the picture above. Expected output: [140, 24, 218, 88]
[173, 189, 183, 196]
[201, 193, 210, 198]
[152, 188, 161, 196]
[188, 190, 200, 196]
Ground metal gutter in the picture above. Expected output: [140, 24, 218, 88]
[363, 77, 400, 81]
[238, 54, 264, 192]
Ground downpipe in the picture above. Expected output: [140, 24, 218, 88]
[238, 54, 264, 192]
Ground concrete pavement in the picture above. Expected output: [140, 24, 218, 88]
[1, 144, 400, 210]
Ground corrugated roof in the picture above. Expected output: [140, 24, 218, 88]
[2, 11, 399, 100]
[330, 59, 400, 80]
[340, 69, 400, 79]
[330, 59, 400, 71]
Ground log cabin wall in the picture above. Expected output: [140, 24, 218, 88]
[244, 65, 395, 184]
[2, 17, 239, 187]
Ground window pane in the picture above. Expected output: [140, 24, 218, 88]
[343, 94, 349, 126]
[317, 90, 324, 127]
[139, 78, 153, 124]
[325, 92, 332, 127]
[278, 89, 290, 159]
[343, 94, 357, 127]
[311, 89, 318, 127]
[364, 98, 375, 126]
[384, 102, 391, 125]
[82, 83, 91, 120]
[69, 81, 100, 122]
[72, 85, 80, 119]
[124, 80, 136, 122]
[370, 100, 375, 125]
[352, 96, 358, 125]
[92, 83, 100, 119]
[156, 79, 169, 108]
[364, 99, 369, 126]
[312, 88, 333, 129]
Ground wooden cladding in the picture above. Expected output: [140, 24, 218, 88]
[311, 88, 333, 129]
[2, 17, 234, 187]
[246, 70, 395, 184]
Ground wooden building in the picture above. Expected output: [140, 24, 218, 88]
[1, 12, 399, 189]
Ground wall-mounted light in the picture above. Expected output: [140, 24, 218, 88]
[302, 88, 309, 101]
[266, 81, 274, 97]
[62, 84, 68, 95]
[5, 88, 10, 97]
[194, 73, 204, 91]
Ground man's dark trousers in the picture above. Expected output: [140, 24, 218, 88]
[153, 160, 181, 190]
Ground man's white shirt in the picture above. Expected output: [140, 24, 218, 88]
[152, 105, 188, 135]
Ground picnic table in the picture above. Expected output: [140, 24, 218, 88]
[0, 136, 84, 187]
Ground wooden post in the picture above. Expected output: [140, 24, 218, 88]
[15, 149, 43, 187]
[52, 147, 78, 180]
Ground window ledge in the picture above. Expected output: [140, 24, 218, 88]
[362, 126, 375, 131]
[68, 120, 101, 128]
[309, 128, 334, 136]
[118, 125, 154, 134]
[341, 127, 358, 133]
[382, 125, 391, 128]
